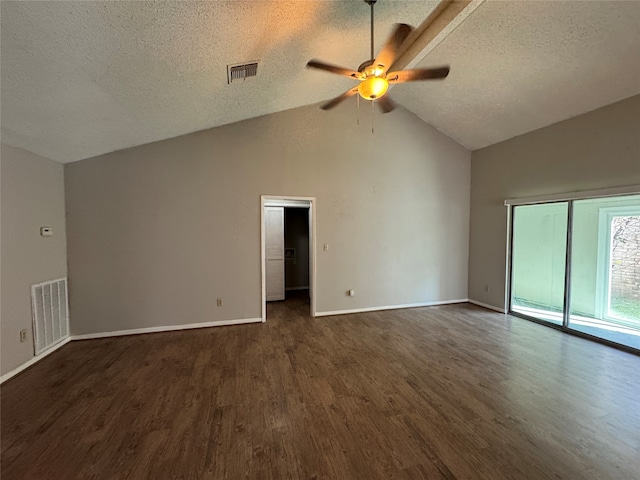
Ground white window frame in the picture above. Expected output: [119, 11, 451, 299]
[595, 205, 640, 322]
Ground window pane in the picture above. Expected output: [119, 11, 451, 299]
[511, 203, 568, 325]
[569, 194, 640, 349]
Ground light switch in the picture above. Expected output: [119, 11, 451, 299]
[40, 227, 53, 237]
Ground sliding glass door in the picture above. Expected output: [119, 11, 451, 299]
[511, 202, 568, 325]
[569, 195, 640, 350]
[510, 193, 640, 351]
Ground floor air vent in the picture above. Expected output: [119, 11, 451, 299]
[227, 61, 259, 83]
[31, 277, 70, 355]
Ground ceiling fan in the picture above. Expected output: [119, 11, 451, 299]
[306, 0, 450, 114]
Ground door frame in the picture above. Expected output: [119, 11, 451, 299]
[260, 195, 316, 321]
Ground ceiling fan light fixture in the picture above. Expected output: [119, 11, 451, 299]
[358, 76, 389, 100]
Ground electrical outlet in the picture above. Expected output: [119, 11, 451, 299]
[217, 298, 223, 307]
[348, 290, 355, 297]
[484, 284, 490, 292]
[20, 329, 27, 342]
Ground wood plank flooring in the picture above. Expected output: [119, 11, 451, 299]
[2, 296, 640, 479]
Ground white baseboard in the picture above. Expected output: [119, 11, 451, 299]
[1, 318, 262, 384]
[315, 299, 469, 317]
[1, 300, 506, 383]
[71, 317, 263, 340]
[285, 286, 310, 291]
[0, 336, 72, 384]
[468, 299, 507, 314]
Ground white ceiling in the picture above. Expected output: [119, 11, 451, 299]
[1, 0, 639, 163]
[393, 0, 640, 150]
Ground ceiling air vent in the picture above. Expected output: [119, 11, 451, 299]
[227, 61, 259, 84]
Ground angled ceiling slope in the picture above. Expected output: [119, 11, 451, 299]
[1, 1, 639, 163]
[394, 0, 640, 150]
[0, 0, 441, 163]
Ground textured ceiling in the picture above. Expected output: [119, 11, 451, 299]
[393, 0, 640, 150]
[1, 0, 639, 163]
[0, 0, 438, 163]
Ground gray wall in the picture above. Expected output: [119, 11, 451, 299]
[469, 94, 640, 310]
[1, 143, 67, 376]
[285, 208, 309, 290]
[65, 102, 471, 335]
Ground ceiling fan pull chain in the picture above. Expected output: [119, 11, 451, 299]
[371, 99, 375, 134]
[357, 94, 360, 125]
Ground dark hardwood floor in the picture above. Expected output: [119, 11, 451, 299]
[2, 297, 639, 479]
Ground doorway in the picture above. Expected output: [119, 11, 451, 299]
[261, 196, 316, 321]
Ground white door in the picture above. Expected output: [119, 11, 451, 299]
[265, 206, 285, 301]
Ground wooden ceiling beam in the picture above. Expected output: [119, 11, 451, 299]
[390, 0, 482, 72]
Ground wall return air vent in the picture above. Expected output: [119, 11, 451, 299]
[227, 61, 259, 84]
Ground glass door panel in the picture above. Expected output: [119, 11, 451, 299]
[511, 203, 568, 325]
[569, 195, 640, 349]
